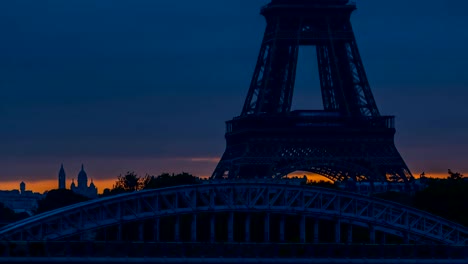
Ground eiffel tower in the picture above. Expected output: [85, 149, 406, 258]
[212, 0, 414, 190]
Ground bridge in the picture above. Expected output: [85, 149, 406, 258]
[0, 180, 466, 245]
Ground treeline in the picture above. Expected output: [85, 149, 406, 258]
[0, 203, 29, 228]
[375, 170, 468, 227]
[413, 176, 468, 226]
[102, 172, 201, 196]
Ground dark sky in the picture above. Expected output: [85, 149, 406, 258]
[1, 0, 468, 185]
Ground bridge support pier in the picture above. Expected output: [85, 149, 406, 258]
[228, 212, 234, 242]
[313, 219, 319, 243]
[404, 212, 410, 244]
[174, 216, 180, 242]
[117, 224, 122, 241]
[370, 225, 375, 244]
[280, 215, 285, 242]
[347, 224, 353, 244]
[138, 222, 144, 241]
[404, 232, 410, 244]
[191, 214, 197, 242]
[210, 214, 215, 243]
[154, 218, 160, 242]
[300, 215, 306, 243]
[245, 214, 250, 242]
[381, 232, 386, 244]
[264, 213, 270, 242]
[335, 219, 341, 243]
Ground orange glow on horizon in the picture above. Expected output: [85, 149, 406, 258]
[0, 172, 455, 194]
[0, 179, 118, 194]
[287, 171, 452, 183]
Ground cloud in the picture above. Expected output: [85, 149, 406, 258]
[189, 157, 221, 163]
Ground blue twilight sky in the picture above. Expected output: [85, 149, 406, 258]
[0, 0, 468, 185]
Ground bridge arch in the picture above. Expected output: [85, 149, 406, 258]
[0, 181, 466, 245]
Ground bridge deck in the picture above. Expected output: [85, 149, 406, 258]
[0, 257, 466, 264]
[1, 242, 466, 261]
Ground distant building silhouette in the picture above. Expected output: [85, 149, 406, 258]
[20, 181, 25, 194]
[0, 182, 43, 215]
[70, 164, 97, 199]
[58, 164, 66, 189]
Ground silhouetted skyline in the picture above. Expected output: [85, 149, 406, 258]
[1, 0, 468, 192]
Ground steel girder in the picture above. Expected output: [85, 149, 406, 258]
[0, 181, 466, 245]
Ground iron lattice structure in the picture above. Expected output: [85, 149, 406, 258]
[0, 181, 466, 245]
[212, 0, 413, 188]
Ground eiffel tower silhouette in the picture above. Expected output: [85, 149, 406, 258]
[212, 0, 414, 191]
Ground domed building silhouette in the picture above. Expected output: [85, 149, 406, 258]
[69, 164, 98, 198]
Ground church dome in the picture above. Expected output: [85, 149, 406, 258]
[89, 179, 96, 188]
[77, 164, 88, 188]
[78, 166, 87, 179]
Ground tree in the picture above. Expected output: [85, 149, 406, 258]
[36, 189, 89, 214]
[143, 172, 201, 190]
[0, 202, 17, 225]
[102, 172, 202, 198]
[306, 180, 337, 189]
[113, 171, 144, 192]
[448, 169, 463, 181]
[412, 175, 468, 226]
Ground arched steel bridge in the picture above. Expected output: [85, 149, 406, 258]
[0, 180, 466, 245]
